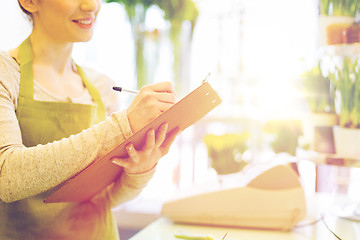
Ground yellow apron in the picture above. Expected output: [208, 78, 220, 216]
[0, 38, 119, 240]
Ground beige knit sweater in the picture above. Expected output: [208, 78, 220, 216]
[0, 51, 154, 206]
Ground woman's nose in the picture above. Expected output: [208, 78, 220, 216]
[80, 0, 101, 12]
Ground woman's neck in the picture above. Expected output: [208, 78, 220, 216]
[29, 32, 75, 76]
[22, 32, 86, 99]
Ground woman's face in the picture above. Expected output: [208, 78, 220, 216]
[32, 0, 101, 43]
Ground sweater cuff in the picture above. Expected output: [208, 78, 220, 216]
[115, 111, 133, 139]
[123, 167, 156, 186]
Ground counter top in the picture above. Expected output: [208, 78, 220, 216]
[129, 193, 360, 240]
[130, 215, 359, 240]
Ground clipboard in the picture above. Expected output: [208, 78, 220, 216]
[44, 81, 222, 203]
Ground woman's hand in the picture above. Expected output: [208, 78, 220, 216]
[111, 123, 180, 174]
[126, 82, 177, 133]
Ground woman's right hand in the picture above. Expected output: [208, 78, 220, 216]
[126, 81, 177, 133]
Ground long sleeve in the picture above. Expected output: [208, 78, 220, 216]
[0, 104, 131, 202]
[108, 169, 156, 208]
[0, 52, 139, 203]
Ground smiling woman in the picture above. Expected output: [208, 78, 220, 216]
[0, 0, 323, 238]
[0, 0, 179, 240]
[18, 0, 101, 42]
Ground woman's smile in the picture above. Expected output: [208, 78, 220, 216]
[72, 18, 95, 29]
[28, 0, 101, 43]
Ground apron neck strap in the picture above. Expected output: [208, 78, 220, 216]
[18, 37, 34, 98]
[18, 39, 103, 103]
[75, 65, 106, 121]
[17, 37, 106, 121]
[75, 64, 103, 104]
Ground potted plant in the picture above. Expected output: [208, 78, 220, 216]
[329, 56, 360, 159]
[300, 61, 337, 153]
[203, 132, 250, 175]
[319, 0, 359, 45]
[320, 0, 360, 17]
[104, 0, 198, 91]
[263, 120, 303, 156]
[155, 0, 198, 94]
[301, 61, 336, 114]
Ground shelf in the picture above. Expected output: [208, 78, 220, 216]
[297, 148, 360, 167]
[321, 43, 360, 57]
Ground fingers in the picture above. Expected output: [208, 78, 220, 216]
[140, 89, 177, 108]
[142, 123, 167, 151]
[136, 123, 177, 153]
[111, 125, 180, 174]
[111, 143, 139, 167]
[144, 129, 155, 151]
[112, 157, 130, 168]
[155, 123, 168, 148]
[125, 144, 137, 160]
[160, 127, 180, 155]
[127, 82, 177, 133]
[157, 101, 175, 113]
[141, 82, 177, 105]
[145, 81, 175, 93]
[156, 91, 177, 104]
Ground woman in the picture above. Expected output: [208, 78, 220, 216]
[0, 0, 179, 239]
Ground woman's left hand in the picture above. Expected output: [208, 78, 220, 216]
[111, 123, 180, 174]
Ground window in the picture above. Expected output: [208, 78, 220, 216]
[0, 0, 319, 213]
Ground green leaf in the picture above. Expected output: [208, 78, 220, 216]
[301, 61, 335, 113]
[329, 57, 360, 128]
[319, 0, 360, 16]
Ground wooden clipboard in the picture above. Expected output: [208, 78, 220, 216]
[44, 81, 221, 203]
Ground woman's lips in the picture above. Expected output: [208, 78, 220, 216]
[72, 18, 94, 29]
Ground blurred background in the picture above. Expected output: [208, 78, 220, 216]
[2, 0, 360, 238]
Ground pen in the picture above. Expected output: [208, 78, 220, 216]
[112, 86, 139, 95]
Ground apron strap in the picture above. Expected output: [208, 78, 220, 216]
[17, 37, 106, 121]
[18, 37, 34, 99]
[76, 65, 106, 121]
[76, 65, 103, 105]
